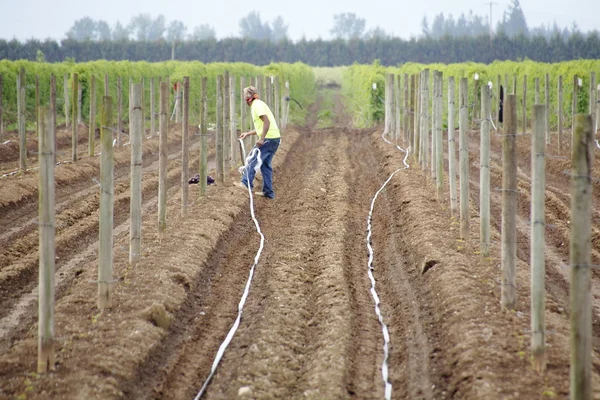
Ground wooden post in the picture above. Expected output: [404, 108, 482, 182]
[199, 76, 208, 197]
[403, 73, 409, 144]
[535, 78, 540, 104]
[501, 94, 517, 311]
[384, 73, 392, 134]
[448, 76, 457, 216]
[240, 76, 247, 138]
[545, 74, 550, 145]
[223, 71, 231, 171]
[98, 96, 113, 310]
[0, 73, 3, 137]
[77, 84, 82, 126]
[175, 82, 181, 123]
[273, 76, 280, 128]
[421, 69, 430, 171]
[64, 74, 70, 128]
[597, 86, 600, 134]
[71, 73, 78, 162]
[181, 77, 190, 217]
[572, 75, 578, 148]
[140, 77, 145, 135]
[230, 75, 238, 167]
[50, 75, 56, 162]
[35, 76, 40, 138]
[410, 74, 416, 156]
[150, 77, 156, 136]
[480, 84, 491, 257]
[216, 75, 224, 184]
[590, 73, 596, 133]
[129, 84, 143, 268]
[396, 74, 402, 143]
[89, 76, 96, 157]
[531, 103, 547, 372]
[472, 76, 479, 128]
[570, 114, 594, 400]
[435, 71, 443, 196]
[158, 82, 168, 234]
[416, 73, 422, 162]
[104, 74, 109, 96]
[283, 80, 290, 130]
[431, 71, 437, 180]
[496, 75, 501, 125]
[18, 69, 26, 172]
[459, 78, 470, 240]
[37, 106, 55, 373]
[513, 74, 517, 95]
[117, 77, 122, 147]
[522, 75, 527, 133]
[265, 75, 272, 108]
[558, 76, 563, 154]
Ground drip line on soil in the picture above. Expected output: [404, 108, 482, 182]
[193, 140, 264, 400]
[366, 131, 409, 400]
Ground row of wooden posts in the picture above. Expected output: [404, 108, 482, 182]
[383, 70, 597, 399]
[34, 72, 290, 373]
[0, 68, 291, 174]
[383, 71, 600, 152]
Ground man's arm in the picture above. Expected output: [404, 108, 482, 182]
[257, 115, 270, 145]
[239, 129, 256, 139]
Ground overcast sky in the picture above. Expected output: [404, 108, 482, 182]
[0, 0, 597, 41]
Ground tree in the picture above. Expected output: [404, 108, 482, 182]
[96, 21, 112, 41]
[497, 0, 528, 37]
[166, 20, 187, 42]
[330, 12, 366, 40]
[239, 11, 272, 40]
[421, 16, 430, 37]
[113, 21, 130, 41]
[190, 24, 216, 40]
[148, 15, 166, 41]
[271, 16, 288, 41]
[128, 13, 166, 41]
[367, 27, 390, 39]
[66, 17, 96, 41]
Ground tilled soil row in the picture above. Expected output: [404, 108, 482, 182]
[0, 129, 215, 324]
[127, 127, 386, 399]
[0, 129, 298, 399]
[372, 129, 577, 399]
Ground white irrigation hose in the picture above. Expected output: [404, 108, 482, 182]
[367, 133, 409, 400]
[193, 140, 264, 400]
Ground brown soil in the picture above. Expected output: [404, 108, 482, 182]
[0, 90, 598, 399]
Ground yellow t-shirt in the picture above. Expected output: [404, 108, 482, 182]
[251, 99, 280, 139]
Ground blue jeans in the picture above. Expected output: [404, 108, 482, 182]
[241, 138, 280, 198]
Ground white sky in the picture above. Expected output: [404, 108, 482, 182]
[0, 0, 597, 41]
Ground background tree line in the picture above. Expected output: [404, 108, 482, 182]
[420, 0, 588, 41]
[3, 2, 599, 66]
[2, 33, 599, 66]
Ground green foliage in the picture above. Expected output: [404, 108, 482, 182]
[0, 60, 315, 129]
[314, 67, 347, 87]
[342, 61, 385, 127]
[341, 60, 600, 130]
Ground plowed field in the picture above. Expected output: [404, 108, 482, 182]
[1, 92, 599, 399]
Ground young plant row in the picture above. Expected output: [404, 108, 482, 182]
[0, 60, 316, 132]
[343, 60, 600, 131]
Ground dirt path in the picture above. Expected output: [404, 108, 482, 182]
[2, 89, 600, 399]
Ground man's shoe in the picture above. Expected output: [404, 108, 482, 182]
[233, 181, 250, 190]
[255, 191, 274, 199]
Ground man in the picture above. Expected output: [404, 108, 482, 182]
[235, 86, 281, 199]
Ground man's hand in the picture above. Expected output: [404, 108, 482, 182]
[239, 131, 248, 140]
[256, 138, 265, 147]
